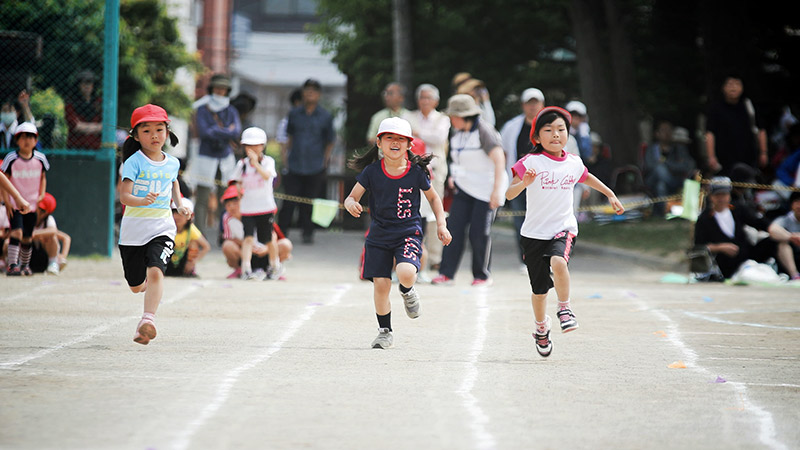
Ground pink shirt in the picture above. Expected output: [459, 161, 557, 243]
[1, 150, 49, 210]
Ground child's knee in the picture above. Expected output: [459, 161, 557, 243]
[550, 256, 568, 272]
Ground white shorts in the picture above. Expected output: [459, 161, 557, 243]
[186, 153, 236, 189]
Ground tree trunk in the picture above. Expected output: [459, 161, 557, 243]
[392, 0, 414, 109]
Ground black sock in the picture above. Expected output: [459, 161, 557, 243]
[399, 284, 411, 293]
[377, 312, 392, 331]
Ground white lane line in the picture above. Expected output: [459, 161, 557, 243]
[171, 283, 352, 450]
[455, 288, 496, 450]
[683, 311, 800, 331]
[637, 295, 787, 450]
[0, 283, 203, 369]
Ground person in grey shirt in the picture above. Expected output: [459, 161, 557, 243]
[277, 78, 335, 244]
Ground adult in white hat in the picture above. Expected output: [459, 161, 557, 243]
[431, 94, 507, 287]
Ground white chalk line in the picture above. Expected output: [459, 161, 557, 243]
[170, 283, 352, 450]
[455, 287, 496, 450]
[634, 293, 788, 450]
[0, 283, 204, 369]
[682, 311, 800, 331]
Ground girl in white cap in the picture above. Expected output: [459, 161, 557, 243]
[344, 117, 452, 349]
[229, 126, 281, 280]
[506, 106, 623, 357]
[118, 104, 191, 345]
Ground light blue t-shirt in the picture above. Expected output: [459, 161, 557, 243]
[118, 150, 180, 245]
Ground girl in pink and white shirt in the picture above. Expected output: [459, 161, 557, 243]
[506, 106, 623, 357]
[229, 127, 281, 280]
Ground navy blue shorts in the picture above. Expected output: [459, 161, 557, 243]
[361, 236, 422, 281]
[521, 231, 576, 295]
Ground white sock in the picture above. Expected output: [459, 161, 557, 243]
[558, 299, 571, 311]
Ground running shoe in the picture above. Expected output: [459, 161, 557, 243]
[267, 262, 285, 280]
[46, 261, 60, 275]
[533, 315, 553, 357]
[20, 265, 33, 276]
[431, 274, 453, 285]
[401, 287, 421, 319]
[6, 264, 21, 276]
[471, 278, 493, 287]
[133, 318, 157, 345]
[371, 328, 393, 349]
[557, 308, 579, 333]
[227, 268, 242, 279]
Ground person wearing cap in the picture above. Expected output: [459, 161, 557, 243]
[643, 120, 697, 216]
[278, 78, 335, 245]
[1, 122, 49, 276]
[344, 117, 452, 349]
[166, 197, 210, 278]
[694, 176, 778, 279]
[190, 73, 241, 238]
[118, 104, 191, 345]
[229, 127, 282, 280]
[430, 94, 506, 287]
[500, 88, 546, 265]
[366, 82, 410, 146]
[456, 78, 496, 126]
[65, 70, 103, 149]
[27, 192, 72, 275]
[768, 191, 800, 281]
[405, 83, 451, 274]
[506, 106, 624, 357]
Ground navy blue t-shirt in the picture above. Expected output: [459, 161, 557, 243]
[356, 159, 431, 246]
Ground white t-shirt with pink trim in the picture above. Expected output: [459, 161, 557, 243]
[229, 155, 278, 216]
[511, 150, 588, 240]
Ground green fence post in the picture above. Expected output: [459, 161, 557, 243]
[102, 0, 120, 257]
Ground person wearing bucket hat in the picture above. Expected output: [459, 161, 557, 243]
[344, 117, 452, 349]
[456, 78, 496, 126]
[229, 126, 282, 280]
[643, 120, 697, 215]
[189, 73, 241, 240]
[431, 94, 506, 288]
[118, 103, 191, 345]
[694, 175, 778, 279]
[506, 105, 624, 357]
[2, 121, 49, 276]
[166, 197, 211, 278]
[28, 192, 72, 275]
[65, 69, 103, 150]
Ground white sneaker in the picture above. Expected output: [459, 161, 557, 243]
[46, 261, 60, 275]
[401, 287, 421, 319]
[371, 328, 393, 349]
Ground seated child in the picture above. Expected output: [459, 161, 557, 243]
[166, 197, 211, 277]
[29, 193, 71, 275]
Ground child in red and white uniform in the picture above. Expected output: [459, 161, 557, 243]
[506, 106, 624, 357]
[228, 127, 282, 280]
[1, 122, 49, 276]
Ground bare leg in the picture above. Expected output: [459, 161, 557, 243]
[143, 266, 164, 314]
[550, 256, 571, 302]
[395, 262, 417, 288]
[373, 277, 392, 315]
[777, 242, 799, 277]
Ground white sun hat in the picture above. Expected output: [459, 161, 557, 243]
[241, 127, 267, 145]
[377, 117, 414, 141]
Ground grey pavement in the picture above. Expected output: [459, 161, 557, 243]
[1, 228, 798, 450]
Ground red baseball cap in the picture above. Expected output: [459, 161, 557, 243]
[221, 185, 240, 201]
[38, 192, 56, 214]
[530, 106, 572, 145]
[130, 104, 170, 129]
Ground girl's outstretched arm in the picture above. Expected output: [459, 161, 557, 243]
[581, 173, 624, 215]
[0, 172, 31, 213]
[424, 187, 452, 246]
[343, 182, 366, 218]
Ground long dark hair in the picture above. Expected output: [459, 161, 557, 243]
[348, 145, 434, 178]
[121, 122, 180, 162]
[530, 110, 571, 154]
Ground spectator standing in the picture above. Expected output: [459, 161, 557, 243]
[705, 74, 768, 176]
[65, 70, 102, 150]
[769, 191, 800, 280]
[190, 73, 241, 236]
[643, 121, 697, 215]
[2, 122, 48, 276]
[456, 78, 496, 127]
[1, 91, 35, 149]
[406, 83, 450, 273]
[773, 123, 800, 201]
[432, 94, 507, 286]
[500, 87, 545, 265]
[277, 78, 335, 244]
[366, 82, 410, 146]
[276, 88, 303, 165]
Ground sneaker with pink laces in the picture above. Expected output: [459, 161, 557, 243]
[431, 274, 453, 285]
[557, 308, 579, 333]
[533, 315, 552, 357]
[133, 318, 157, 345]
[471, 278, 493, 287]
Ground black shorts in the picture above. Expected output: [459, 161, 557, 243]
[521, 231, 577, 295]
[30, 242, 49, 273]
[10, 211, 37, 238]
[119, 236, 175, 286]
[361, 236, 422, 281]
[165, 251, 188, 277]
[242, 213, 274, 243]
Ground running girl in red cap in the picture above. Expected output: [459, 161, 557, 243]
[344, 117, 452, 349]
[506, 106, 624, 357]
[118, 104, 191, 345]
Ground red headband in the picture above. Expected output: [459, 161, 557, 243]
[530, 106, 572, 145]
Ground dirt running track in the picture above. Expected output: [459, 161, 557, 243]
[1, 229, 798, 450]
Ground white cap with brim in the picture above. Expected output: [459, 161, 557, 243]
[565, 100, 587, 116]
[13, 122, 38, 136]
[377, 117, 414, 141]
[241, 127, 267, 145]
[521, 88, 544, 103]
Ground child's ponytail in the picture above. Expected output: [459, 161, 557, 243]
[407, 150, 434, 179]
[347, 145, 381, 172]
